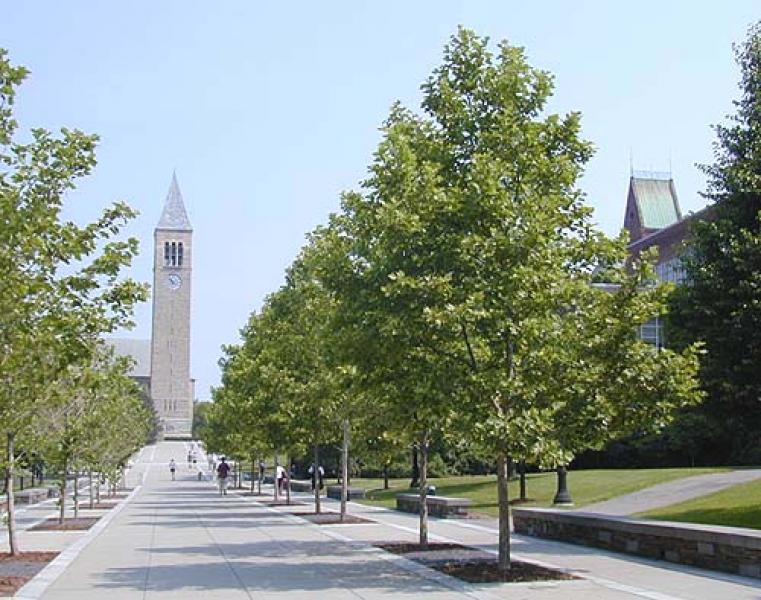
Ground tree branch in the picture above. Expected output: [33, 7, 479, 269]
[460, 322, 478, 372]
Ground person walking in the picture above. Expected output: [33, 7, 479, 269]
[216, 457, 231, 495]
[169, 458, 176, 481]
[275, 463, 287, 493]
[308, 463, 324, 491]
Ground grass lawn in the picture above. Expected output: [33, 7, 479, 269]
[352, 468, 728, 517]
[636, 477, 761, 530]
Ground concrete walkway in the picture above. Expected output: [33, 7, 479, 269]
[580, 469, 761, 516]
[3, 441, 760, 599]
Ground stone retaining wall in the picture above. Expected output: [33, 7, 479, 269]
[327, 485, 366, 500]
[396, 493, 472, 518]
[513, 507, 761, 579]
[289, 480, 312, 492]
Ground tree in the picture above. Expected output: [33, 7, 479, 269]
[329, 28, 701, 569]
[0, 50, 147, 553]
[192, 401, 212, 439]
[314, 204, 470, 546]
[669, 22, 761, 464]
[35, 344, 149, 522]
[207, 340, 271, 491]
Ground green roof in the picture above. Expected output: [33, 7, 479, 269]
[632, 177, 681, 229]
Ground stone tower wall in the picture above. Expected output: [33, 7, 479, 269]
[150, 175, 194, 440]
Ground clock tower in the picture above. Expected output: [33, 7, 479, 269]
[150, 173, 194, 439]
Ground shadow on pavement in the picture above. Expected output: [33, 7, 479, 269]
[94, 547, 449, 594]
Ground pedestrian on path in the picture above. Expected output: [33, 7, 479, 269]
[308, 463, 324, 490]
[217, 457, 231, 495]
[275, 463, 288, 492]
[169, 458, 176, 481]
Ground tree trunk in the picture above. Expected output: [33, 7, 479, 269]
[340, 419, 349, 522]
[273, 453, 278, 502]
[5, 432, 19, 555]
[383, 463, 389, 490]
[313, 444, 321, 514]
[89, 470, 94, 509]
[250, 453, 255, 493]
[519, 460, 527, 502]
[285, 455, 291, 505]
[496, 454, 511, 571]
[58, 459, 68, 525]
[73, 470, 79, 519]
[418, 430, 429, 550]
[410, 444, 420, 488]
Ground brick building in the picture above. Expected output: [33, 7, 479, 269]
[623, 172, 711, 346]
[624, 172, 712, 285]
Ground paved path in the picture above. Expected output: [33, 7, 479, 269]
[3, 441, 760, 599]
[580, 469, 761, 516]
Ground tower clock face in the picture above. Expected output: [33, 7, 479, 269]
[166, 273, 183, 291]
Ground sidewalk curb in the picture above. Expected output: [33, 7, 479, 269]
[13, 485, 142, 600]
[257, 498, 506, 600]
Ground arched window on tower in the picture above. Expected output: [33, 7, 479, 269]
[164, 240, 185, 267]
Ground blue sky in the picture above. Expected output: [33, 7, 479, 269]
[3, 2, 758, 400]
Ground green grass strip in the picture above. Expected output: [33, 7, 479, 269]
[637, 477, 761, 530]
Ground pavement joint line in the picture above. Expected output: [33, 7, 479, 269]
[193, 505, 256, 600]
[11, 484, 102, 532]
[343, 496, 759, 597]
[375, 518, 689, 600]
[14, 484, 143, 600]
[19, 508, 62, 532]
[568, 577, 685, 600]
[299, 516, 505, 600]
[250, 496, 503, 599]
[260, 496, 563, 600]
[317, 497, 696, 600]
[141, 505, 158, 599]
[444, 520, 499, 534]
[247, 491, 761, 596]
[511, 532, 761, 593]
[13, 457, 761, 599]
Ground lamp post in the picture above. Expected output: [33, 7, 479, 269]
[552, 464, 574, 506]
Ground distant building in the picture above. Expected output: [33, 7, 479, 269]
[106, 175, 195, 439]
[623, 172, 711, 346]
[624, 172, 712, 284]
[624, 173, 682, 242]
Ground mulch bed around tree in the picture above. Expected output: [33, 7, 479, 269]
[0, 551, 59, 595]
[29, 517, 101, 531]
[290, 511, 374, 525]
[376, 542, 578, 584]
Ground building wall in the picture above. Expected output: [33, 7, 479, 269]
[150, 227, 193, 438]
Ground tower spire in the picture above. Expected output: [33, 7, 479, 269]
[157, 172, 192, 231]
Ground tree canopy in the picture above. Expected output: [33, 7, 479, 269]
[669, 22, 761, 464]
[0, 49, 148, 553]
[207, 28, 702, 571]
